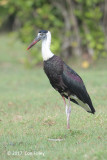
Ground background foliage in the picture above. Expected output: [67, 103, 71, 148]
[0, 0, 107, 64]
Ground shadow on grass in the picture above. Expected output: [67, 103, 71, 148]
[69, 129, 83, 136]
[48, 129, 84, 140]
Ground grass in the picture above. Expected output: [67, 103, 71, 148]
[0, 34, 107, 160]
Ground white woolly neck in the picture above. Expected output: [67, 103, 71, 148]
[41, 31, 54, 61]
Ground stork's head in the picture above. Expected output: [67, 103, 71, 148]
[27, 30, 49, 50]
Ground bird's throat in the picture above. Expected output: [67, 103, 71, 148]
[41, 34, 54, 61]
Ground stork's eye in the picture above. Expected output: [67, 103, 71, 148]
[40, 33, 43, 36]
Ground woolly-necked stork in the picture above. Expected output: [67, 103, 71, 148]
[27, 30, 95, 129]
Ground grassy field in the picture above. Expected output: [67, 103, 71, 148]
[0, 34, 107, 160]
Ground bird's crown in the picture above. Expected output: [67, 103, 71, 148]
[39, 30, 48, 33]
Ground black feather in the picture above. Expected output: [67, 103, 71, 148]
[44, 55, 95, 114]
[62, 64, 95, 114]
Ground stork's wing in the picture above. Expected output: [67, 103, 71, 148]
[62, 63, 95, 114]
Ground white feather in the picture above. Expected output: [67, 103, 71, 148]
[71, 95, 92, 112]
[41, 31, 54, 61]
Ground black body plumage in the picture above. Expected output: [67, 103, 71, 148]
[44, 55, 95, 114]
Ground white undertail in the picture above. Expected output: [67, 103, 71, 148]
[41, 31, 54, 61]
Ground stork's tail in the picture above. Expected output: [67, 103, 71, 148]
[87, 104, 95, 114]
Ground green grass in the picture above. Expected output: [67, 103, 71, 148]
[0, 34, 107, 160]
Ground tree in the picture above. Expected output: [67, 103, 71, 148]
[103, 0, 107, 52]
[0, 0, 106, 64]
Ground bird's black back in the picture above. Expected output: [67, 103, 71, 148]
[44, 55, 95, 114]
[62, 63, 95, 113]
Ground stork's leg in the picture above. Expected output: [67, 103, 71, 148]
[66, 97, 71, 129]
[62, 96, 66, 106]
[62, 96, 71, 129]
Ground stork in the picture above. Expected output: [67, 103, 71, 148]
[27, 30, 95, 129]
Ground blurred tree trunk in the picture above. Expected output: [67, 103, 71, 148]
[51, 0, 71, 59]
[83, 22, 94, 56]
[66, 0, 82, 56]
[103, 0, 107, 52]
[50, 0, 82, 58]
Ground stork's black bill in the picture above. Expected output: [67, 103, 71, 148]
[26, 30, 96, 129]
